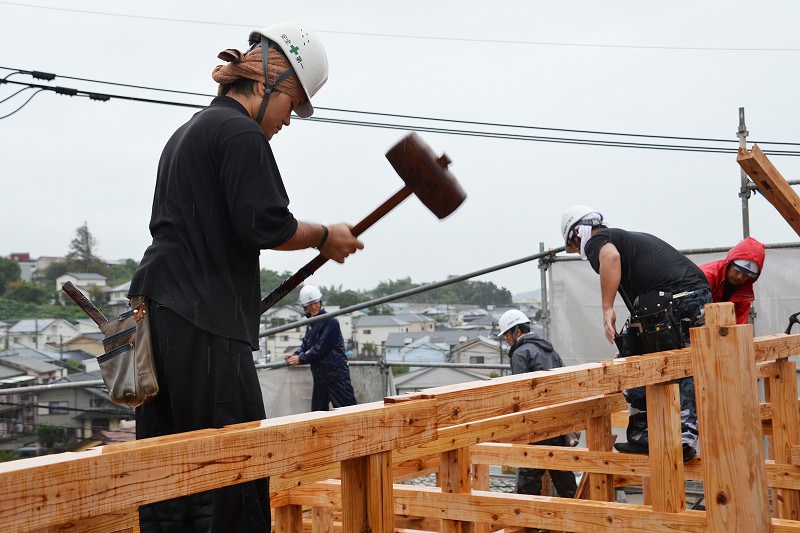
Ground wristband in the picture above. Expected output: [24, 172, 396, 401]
[315, 225, 329, 250]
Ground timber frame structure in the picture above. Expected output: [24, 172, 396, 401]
[1, 302, 800, 532]
[2, 146, 799, 532]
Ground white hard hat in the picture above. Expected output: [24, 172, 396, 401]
[299, 285, 323, 306]
[560, 205, 603, 245]
[497, 309, 530, 336]
[249, 23, 328, 118]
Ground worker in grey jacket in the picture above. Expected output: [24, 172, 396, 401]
[498, 309, 577, 498]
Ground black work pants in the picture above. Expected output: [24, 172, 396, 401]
[516, 436, 577, 498]
[136, 302, 270, 533]
[311, 378, 357, 411]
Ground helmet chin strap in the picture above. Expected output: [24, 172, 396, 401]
[255, 35, 297, 125]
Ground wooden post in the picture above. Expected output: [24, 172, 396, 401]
[586, 413, 615, 501]
[342, 451, 394, 533]
[645, 381, 686, 513]
[274, 504, 303, 533]
[691, 302, 770, 532]
[472, 464, 492, 533]
[311, 506, 333, 533]
[439, 448, 474, 533]
[768, 358, 800, 519]
[367, 451, 394, 533]
[341, 456, 367, 533]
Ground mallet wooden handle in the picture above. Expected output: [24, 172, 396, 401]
[61, 281, 109, 326]
[260, 186, 412, 313]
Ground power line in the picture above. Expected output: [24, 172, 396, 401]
[3, 73, 800, 156]
[2, 2, 800, 52]
[0, 88, 43, 119]
[4, 66, 800, 147]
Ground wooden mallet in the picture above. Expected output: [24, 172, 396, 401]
[261, 132, 466, 312]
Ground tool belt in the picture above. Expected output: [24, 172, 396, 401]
[615, 289, 685, 356]
[97, 296, 159, 408]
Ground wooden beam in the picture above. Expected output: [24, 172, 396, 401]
[469, 443, 704, 480]
[691, 302, 770, 532]
[394, 394, 627, 464]
[393, 486, 708, 532]
[737, 144, 800, 237]
[385, 334, 800, 431]
[0, 399, 435, 532]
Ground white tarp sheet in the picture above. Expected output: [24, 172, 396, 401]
[549, 246, 800, 366]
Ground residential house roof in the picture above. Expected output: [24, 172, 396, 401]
[64, 272, 107, 280]
[0, 354, 64, 374]
[392, 366, 488, 391]
[394, 313, 436, 324]
[385, 329, 493, 348]
[354, 315, 410, 327]
[9, 318, 59, 333]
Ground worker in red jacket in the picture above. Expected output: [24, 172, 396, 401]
[699, 237, 765, 325]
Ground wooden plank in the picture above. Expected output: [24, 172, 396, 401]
[586, 412, 615, 501]
[33, 508, 138, 533]
[0, 399, 436, 533]
[646, 381, 686, 513]
[774, 517, 800, 532]
[393, 486, 708, 532]
[754, 334, 800, 364]
[690, 302, 770, 532]
[387, 352, 695, 428]
[386, 331, 798, 431]
[469, 443, 705, 481]
[768, 359, 800, 519]
[394, 394, 627, 464]
[737, 144, 800, 237]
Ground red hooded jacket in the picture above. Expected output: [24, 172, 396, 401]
[699, 237, 765, 324]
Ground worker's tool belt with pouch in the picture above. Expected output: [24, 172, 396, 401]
[615, 290, 685, 356]
[97, 296, 159, 407]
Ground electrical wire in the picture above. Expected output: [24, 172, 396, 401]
[0, 88, 43, 120]
[3, 70, 800, 155]
[5, 66, 799, 146]
[0, 85, 31, 104]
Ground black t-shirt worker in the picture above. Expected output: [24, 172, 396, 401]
[129, 23, 363, 532]
[560, 205, 710, 462]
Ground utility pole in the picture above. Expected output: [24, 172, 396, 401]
[738, 107, 751, 239]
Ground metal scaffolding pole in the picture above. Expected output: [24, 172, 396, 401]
[738, 107, 751, 239]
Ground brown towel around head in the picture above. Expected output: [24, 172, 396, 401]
[211, 46, 303, 102]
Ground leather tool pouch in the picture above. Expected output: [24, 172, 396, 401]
[97, 296, 159, 407]
[632, 290, 684, 353]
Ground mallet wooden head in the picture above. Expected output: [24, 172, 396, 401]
[385, 132, 466, 219]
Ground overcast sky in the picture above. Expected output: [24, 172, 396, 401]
[2, 1, 799, 297]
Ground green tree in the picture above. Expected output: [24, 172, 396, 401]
[325, 288, 367, 308]
[41, 261, 68, 282]
[0, 257, 21, 296]
[259, 268, 301, 307]
[3, 280, 50, 305]
[108, 259, 139, 286]
[64, 222, 111, 277]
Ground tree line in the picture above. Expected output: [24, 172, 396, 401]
[1, 224, 513, 322]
